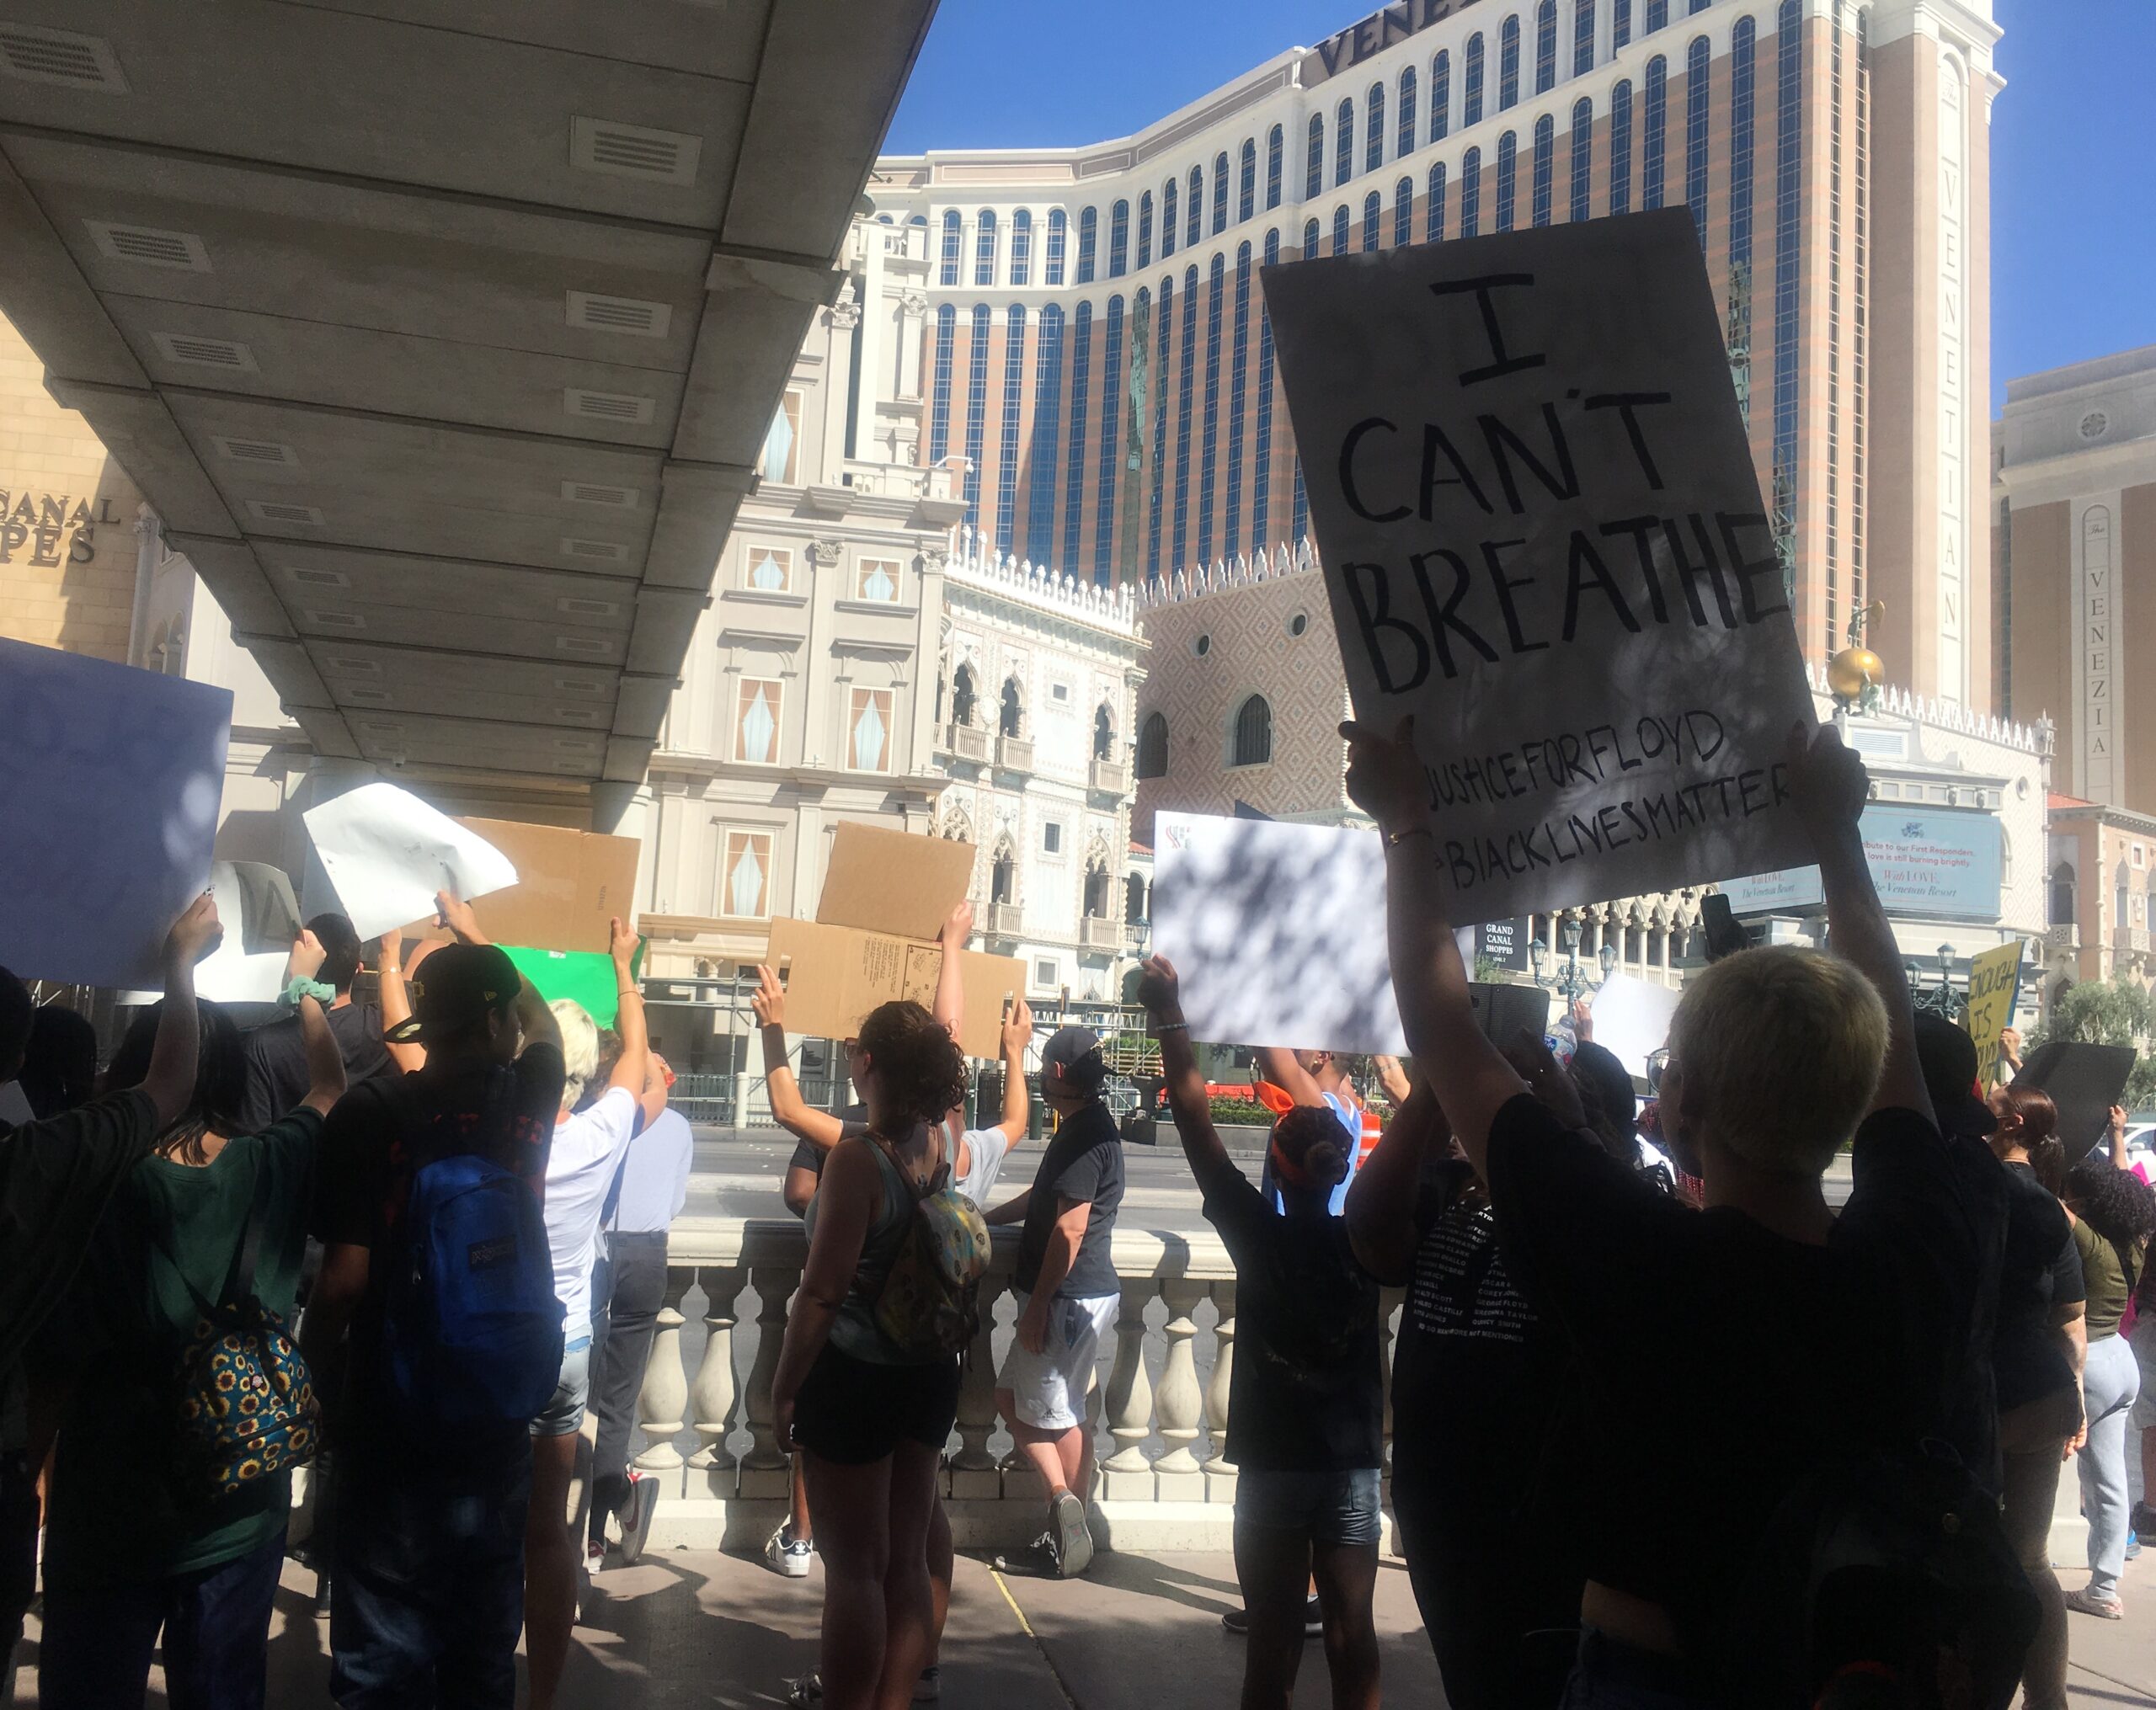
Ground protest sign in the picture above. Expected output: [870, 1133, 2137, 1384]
[305, 782, 518, 940]
[2013, 1041, 2134, 1165]
[1152, 811, 1476, 1055]
[1962, 942, 2024, 1090]
[1262, 210, 1816, 926]
[764, 823, 1022, 1059]
[1586, 971, 1684, 1084]
[501, 942, 642, 1029]
[0, 637, 231, 988]
[195, 861, 296, 1004]
[400, 818, 638, 955]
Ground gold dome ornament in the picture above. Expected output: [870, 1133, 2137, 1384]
[1827, 602, 1886, 712]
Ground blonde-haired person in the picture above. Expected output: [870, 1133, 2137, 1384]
[523, 917, 660, 1710]
[1342, 716, 1983, 1707]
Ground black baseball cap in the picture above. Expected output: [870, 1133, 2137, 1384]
[385, 942, 520, 1045]
[1042, 1024, 1107, 1094]
[1913, 1011, 1995, 1141]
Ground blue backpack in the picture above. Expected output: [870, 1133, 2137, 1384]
[373, 1079, 563, 1429]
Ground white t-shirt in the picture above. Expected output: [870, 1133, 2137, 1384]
[954, 1121, 1015, 1208]
[544, 1087, 641, 1343]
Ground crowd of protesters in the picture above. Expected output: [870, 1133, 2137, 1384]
[2, 712, 2154, 1710]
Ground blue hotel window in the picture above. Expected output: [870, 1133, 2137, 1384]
[1532, 115, 1555, 226]
[1570, 98, 1594, 221]
[1226, 244, 1251, 560]
[1730, 16, 1758, 424]
[1574, 0, 1597, 74]
[1303, 216, 1321, 253]
[1426, 160, 1448, 240]
[1198, 253, 1224, 562]
[995, 305, 1027, 553]
[1609, 79, 1634, 213]
[1076, 207, 1097, 283]
[962, 304, 990, 526]
[1107, 199, 1129, 277]
[1691, 0, 1710, 10]
[1045, 208, 1067, 285]
[1499, 15, 1520, 110]
[974, 209, 996, 285]
[1643, 56, 1668, 209]
[1171, 267, 1197, 567]
[1213, 152, 1230, 233]
[1398, 67, 1418, 157]
[1011, 208, 1033, 286]
[1027, 304, 1063, 562]
[1266, 125, 1283, 210]
[1240, 139, 1257, 221]
[1093, 296, 1125, 580]
[1614, 0, 1632, 49]
[1366, 83, 1386, 172]
[1253, 231, 1278, 551]
[1496, 131, 1518, 231]
[1464, 35, 1486, 127]
[1536, 0, 1558, 93]
[1137, 192, 1154, 270]
[1162, 177, 1178, 258]
[1187, 166, 1203, 247]
[1331, 204, 1349, 254]
[1362, 190, 1381, 250]
[1062, 301, 1091, 571]
[1306, 114, 1325, 198]
[1774, 0, 1801, 580]
[927, 303, 956, 464]
[1646, 0, 1668, 29]
[1686, 35, 1711, 244]
[1335, 98, 1354, 184]
[1460, 146, 1482, 235]
[939, 210, 960, 286]
[1147, 281, 1170, 577]
[1431, 50, 1451, 141]
[1393, 174, 1413, 245]
[1292, 455, 1307, 546]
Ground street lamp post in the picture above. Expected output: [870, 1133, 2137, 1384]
[1912, 944, 1963, 1020]
[1529, 917, 1620, 1009]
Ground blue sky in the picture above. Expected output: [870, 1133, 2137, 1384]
[885, 0, 2156, 407]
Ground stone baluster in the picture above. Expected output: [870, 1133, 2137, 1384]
[1100, 1280, 1157, 1500]
[1203, 1281, 1237, 1502]
[690, 1265, 744, 1486]
[950, 1272, 1007, 1500]
[1151, 1280, 1207, 1499]
[739, 1265, 795, 1496]
[632, 1266, 691, 1476]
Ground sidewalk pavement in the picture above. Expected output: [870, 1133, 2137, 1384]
[14, 1541, 2151, 1706]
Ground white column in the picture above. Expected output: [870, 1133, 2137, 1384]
[1203, 1281, 1237, 1502]
[951, 1272, 1008, 1500]
[738, 1266, 795, 1497]
[632, 1268, 691, 1479]
[1151, 1280, 1207, 1499]
[1099, 1280, 1158, 1500]
[689, 1265, 744, 1490]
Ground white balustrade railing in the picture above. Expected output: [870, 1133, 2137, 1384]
[626, 1218, 1400, 1553]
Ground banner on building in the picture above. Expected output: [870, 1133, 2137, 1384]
[0, 637, 232, 988]
[1716, 805, 2005, 921]
[1963, 942, 2024, 1089]
[1262, 210, 1816, 926]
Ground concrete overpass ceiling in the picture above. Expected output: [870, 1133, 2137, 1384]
[0, 0, 937, 793]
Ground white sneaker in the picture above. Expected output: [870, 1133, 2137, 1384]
[1050, 1489, 1093, 1579]
[766, 1518, 814, 1578]
[619, 1470, 659, 1567]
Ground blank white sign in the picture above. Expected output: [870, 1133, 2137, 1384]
[303, 781, 517, 940]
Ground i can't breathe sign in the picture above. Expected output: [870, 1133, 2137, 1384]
[1262, 208, 1817, 925]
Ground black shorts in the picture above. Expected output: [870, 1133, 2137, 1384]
[792, 1341, 960, 1466]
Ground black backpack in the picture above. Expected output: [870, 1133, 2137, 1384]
[1720, 1440, 2038, 1710]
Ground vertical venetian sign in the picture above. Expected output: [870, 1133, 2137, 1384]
[2080, 502, 2116, 802]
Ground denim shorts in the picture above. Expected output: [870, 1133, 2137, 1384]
[1233, 1467, 1383, 1547]
[531, 1338, 592, 1439]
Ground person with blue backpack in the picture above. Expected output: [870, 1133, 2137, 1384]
[302, 891, 566, 1710]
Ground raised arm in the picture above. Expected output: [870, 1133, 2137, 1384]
[1788, 723, 1932, 1126]
[1139, 957, 1234, 1191]
[375, 934, 425, 1073]
[1341, 716, 1526, 1179]
[638, 1052, 671, 1129]
[934, 900, 973, 1041]
[296, 994, 348, 1117]
[438, 887, 559, 1057]
[142, 895, 220, 1128]
[751, 964, 848, 1153]
[1256, 1046, 1325, 1109]
[1345, 1072, 1447, 1285]
[604, 916, 650, 1103]
[995, 997, 1034, 1143]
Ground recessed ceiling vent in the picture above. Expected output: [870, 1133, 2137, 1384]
[344, 685, 391, 705]
[153, 331, 256, 371]
[563, 388, 655, 425]
[322, 654, 380, 675]
[566, 291, 672, 338]
[556, 595, 622, 619]
[248, 500, 326, 526]
[556, 636, 611, 656]
[85, 221, 208, 271]
[560, 480, 639, 507]
[287, 566, 349, 588]
[0, 24, 126, 93]
[307, 610, 366, 631]
[559, 537, 628, 563]
[569, 116, 702, 186]
[215, 435, 298, 467]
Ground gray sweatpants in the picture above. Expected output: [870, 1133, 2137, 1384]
[2075, 1332, 2143, 1601]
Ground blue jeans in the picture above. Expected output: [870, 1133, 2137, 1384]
[1234, 1467, 1384, 1547]
[329, 1436, 532, 1709]
[38, 1530, 286, 1710]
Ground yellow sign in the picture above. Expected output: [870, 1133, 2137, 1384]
[1964, 943, 2024, 1090]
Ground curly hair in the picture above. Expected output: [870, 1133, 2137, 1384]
[856, 1000, 969, 1132]
[1270, 1104, 1349, 1191]
[2065, 1157, 2156, 1247]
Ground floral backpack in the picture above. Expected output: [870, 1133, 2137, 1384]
[868, 1137, 992, 1357]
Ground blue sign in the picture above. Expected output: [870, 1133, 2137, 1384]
[1718, 804, 2004, 921]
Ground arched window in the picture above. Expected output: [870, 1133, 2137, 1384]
[1136, 711, 1169, 779]
[2051, 862, 2076, 927]
[1610, 79, 1635, 214]
[1062, 300, 1091, 569]
[1362, 190, 1381, 250]
[990, 842, 1016, 905]
[1306, 113, 1326, 198]
[1574, 0, 1597, 74]
[1532, 115, 1556, 226]
[1045, 207, 1067, 285]
[1498, 15, 1521, 109]
[1732, 18, 1758, 277]
[1398, 65, 1419, 156]
[1570, 97, 1594, 221]
[1614, 0, 1633, 50]
[1496, 131, 1518, 230]
[1094, 704, 1115, 761]
[1125, 873, 1149, 924]
[1227, 241, 1251, 560]
[1303, 217, 1321, 254]
[1464, 33, 1486, 127]
[1265, 125, 1284, 209]
[1076, 206, 1098, 283]
[1092, 296, 1126, 581]
[1198, 252, 1225, 562]
[974, 209, 997, 285]
[995, 305, 1027, 553]
[1000, 677, 1023, 738]
[1335, 97, 1355, 184]
[1162, 176, 1179, 258]
[1027, 304, 1065, 562]
[1431, 49, 1452, 141]
[1083, 859, 1112, 919]
[1137, 191, 1155, 270]
[962, 304, 990, 525]
[951, 662, 977, 727]
[927, 303, 957, 465]
[1642, 55, 1668, 209]
[1460, 146, 1483, 236]
[1213, 151, 1230, 232]
[1240, 138, 1257, 221]
[1535, 0, 1558, 93]
[1366, 83, 1386, 171]
[1393, 174, 1414, 245]
[1426, 160, 1448, 241]
[1010, 207, 1033, 285]
[1686, 35, 1712, 243]
[939, 210, 961, 286]
[1331, 204, 1350, 254]
[1171, 264, 1198, 565]
[1253, 229, 1279, 552]
[1187, 165, 1203, 247]
[2116, 862, 2130, 934]
[1231, 695, 1273, 767]
[1107, 199, 1130, 277]
[1645, 0, 1668, 29]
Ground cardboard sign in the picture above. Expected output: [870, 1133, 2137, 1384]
[1962, 943, 2024, 1090]
[2013, 1041, 2134, 1166]
[763, 823, 1022, 1059]
[195, 860, 296, 1004]
[0, 637, 232, 988]
[1262, 210, 1816, 926]
[399, 818, 638, 955]
[1151, 811, 1477, 1055]
[304, 782, 518, 940]
[1586, 971, 1684, 1085]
